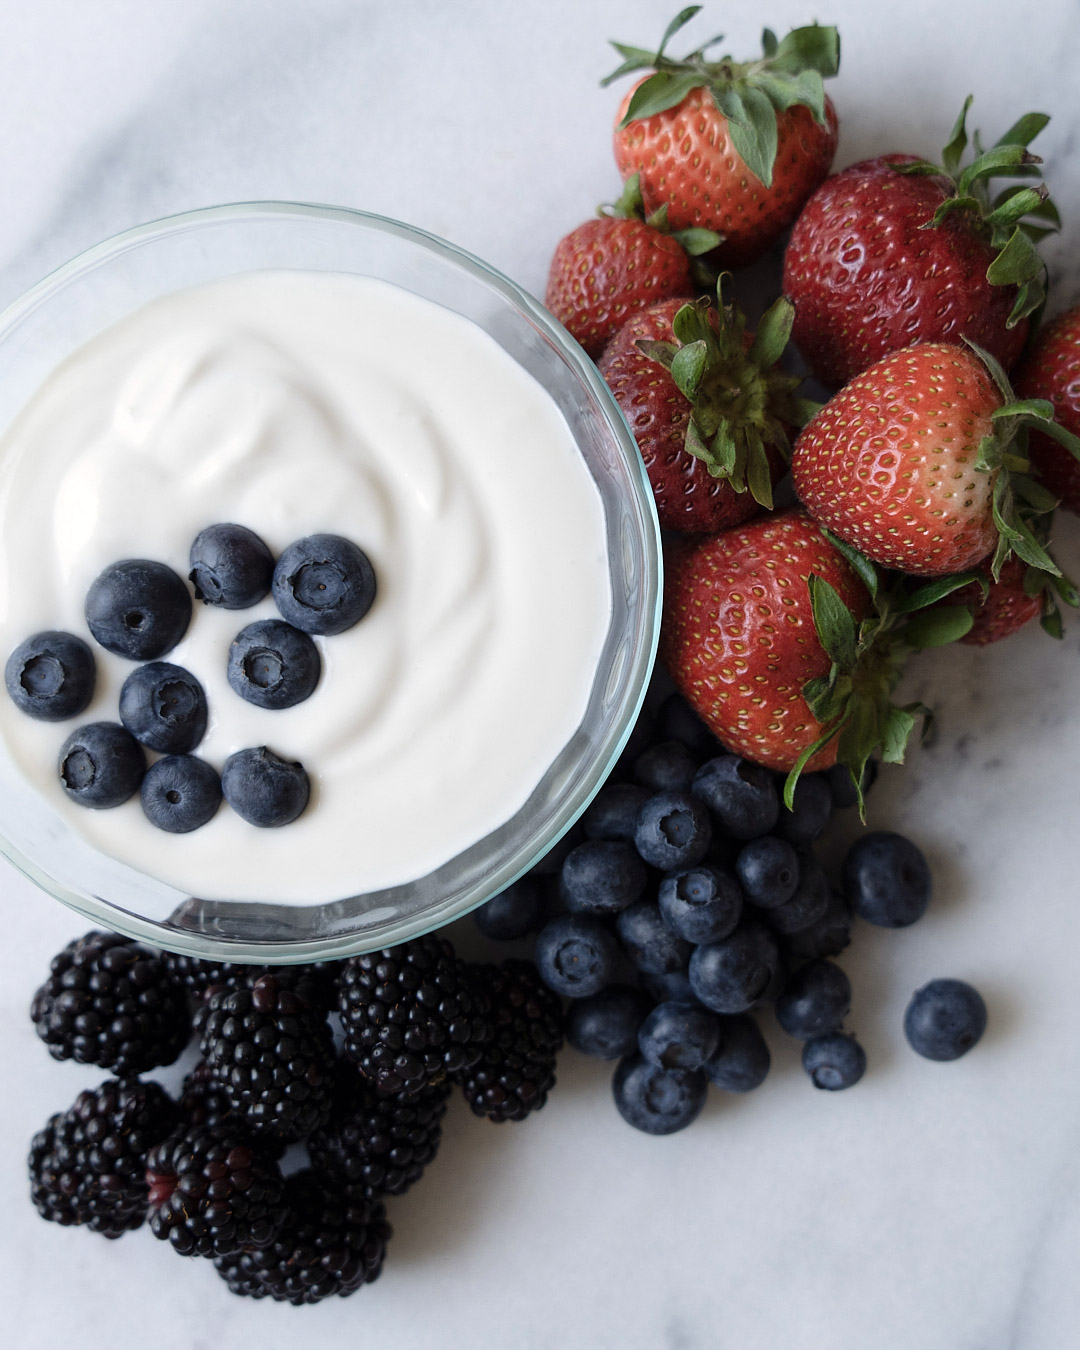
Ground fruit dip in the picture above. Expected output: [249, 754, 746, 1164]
[0, 270, 611, 902]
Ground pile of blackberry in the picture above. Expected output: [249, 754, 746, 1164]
[25, 927, 563, 1305]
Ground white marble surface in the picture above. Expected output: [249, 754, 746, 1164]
[2, 2, 1080, 1347]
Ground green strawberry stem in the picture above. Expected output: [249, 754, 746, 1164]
[602, 7, 840, 188]
[600, 173, 722, 257]
[635, 279, 816, 509]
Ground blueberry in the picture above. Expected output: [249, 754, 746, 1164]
[582, 782, 650, 842]
[826, 758, 878, 810]
[844, 832, 932, 928]
[782, 890, 854, 961]
[658, 865, 742, 945]
[688, 923, 779, 1014]
[560, 840, 647, 915]
[775, 960, 851, 1039]
[643, 969, 698, 1004]
[612, 1055, 707, 1135]
[704, 1015, 771, 1092]
[272, 533, 376, 635]
[903, 979, 987, 1061]
[802, 1033, 866, 1090]
[85, 559, 191, 660]
[474, 875, 548, 941]
[762, 856, 830, 936]
[654, 692, 721, 760]
[692, 756, 779, 840]
[566, 985, 652, 1060]
[633, 791, 712, 871]
[227, 619, 321, 710]
[616, 900, 692, 976]
[221, 746, 310, 827]
[5, 631, 95, 721]
[638, 1001, 721, 1071]
[118, 661, 208, 754]
[534, 913, 619, 999]
[775, 774, 832, 846]
[189, 523, 274, 609]
[140, 755, 222, 833]
[58, 722, 145, 808]
[633, 740, 697, 793]
[735, 836, 799, 910]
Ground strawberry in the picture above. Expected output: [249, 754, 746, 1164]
[544, 176, 718, 358]
[598, 283, 810, 531]
[791, 342, 1080, 578]
[956, 557, 1043, 645]
[1013, 306, 1080, 514]
[603, 10, 839, 267]
[784, 99, 1058, 388]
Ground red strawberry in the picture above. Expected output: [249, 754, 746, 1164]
[598, 285, 807, 532]
[1013, 306, 1080, 514]
[956, 557, 1042, 645]
[604, 14, 839, 267]
[791, 342, 1080, 578]
[784, 100, 1057, 388]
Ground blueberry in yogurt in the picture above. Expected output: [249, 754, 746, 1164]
[272, 534, 376, 636]
[5, 630, 95, 721]
[85, 559, 192, 660]
[189, 523, 274, 609]
[221, 746, 310, 827]
[141, 755, 222, 833]
[227, 619, 320, 710]
[119, 662, 208, 754]
[58, 722, 145, 808]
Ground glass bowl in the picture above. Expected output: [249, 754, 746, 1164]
[0, 202, 661, 962]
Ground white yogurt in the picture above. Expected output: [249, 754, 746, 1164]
[0, 271, 611, 901]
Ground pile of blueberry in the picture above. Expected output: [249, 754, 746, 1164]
[475, 691, 988, 1134]
[4, 525, 376, 833]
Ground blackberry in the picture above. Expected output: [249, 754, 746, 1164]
[338, 936, 490, 1096]
[459, 960, 564, 1123]
[178, 1060, 287, 1161]
[146, 1122, 288, 1257]
[309, 1068, 450, 1197]
[161, 952, 246, 1003]
[29, 1077, 178, 1239]
[167, 954, 335, 1013]
[198, 972, 336, 1143]
[31, 931, 189, 1074]
[214, 1170, 390, 1304]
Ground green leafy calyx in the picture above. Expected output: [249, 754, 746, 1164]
[600, 173, 723, 258]
[602, 7, 840, 188]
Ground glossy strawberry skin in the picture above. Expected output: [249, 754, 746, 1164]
[784, 155, 1029, 389]
[956, 557, 1041, 645]
[598, 299, 781, 533]
[792, 343, 1001, 576]
[614, 86, 838, 268]
[544, 217, 693, 358]
[1013, 306, 1080, 514]
[662, 509, 870, 772]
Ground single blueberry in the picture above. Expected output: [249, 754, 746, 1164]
[119, 661, 208, 754]
[272, 533, 376, 636]
[638, 1001, 721, 1071]
[692, 756, 779, 840]
[221, 746, 310, 827]
[474, 875, 548, 941]
[654, 691, 722, 760]
[85, 559, 191, 660]
[762, 856, 830, 936]
[566, 985, 652, 1060]
[633, 791, 712, 872]
[140, 755, 222, 833]
[658, 865, 742, 945]
[735, 836, 800, 910]
[903, 979, 987, 1061]
[633, 740, 698, 793]
[616, 900, 692, 976]
[58, 722, 145, 808]
[227, 619, 321, 710]
[5, 631, 95, 721]
[825, 758, 879, 810]
[704, 1015, 771, 1092]
[844, 832, 932, 928]
[534, 913, 619, 999]
[189, 523, 274, 609]
[802, 1033, 866, 1090]
[775, 960, 852, 1039]
[643, 969, 697, 1004]
[560, 839, 647, 915]
[612, 1054, 707, 1135]
[582, 782, 651, 843]
[782, 890, 854, 962]
[689, 923, 780, 1014]
[775, 774, 833, 846]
